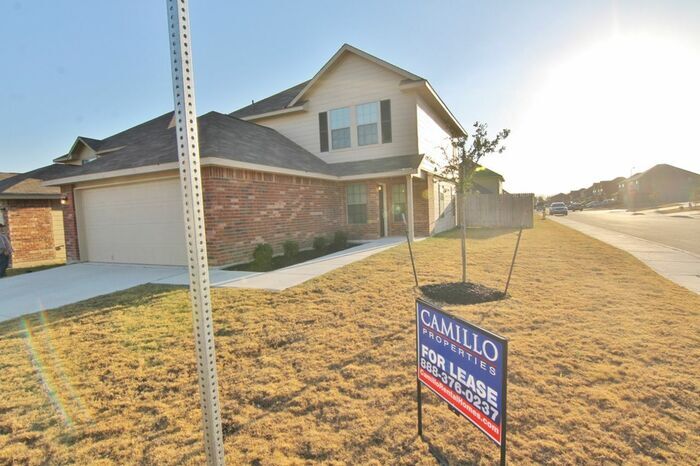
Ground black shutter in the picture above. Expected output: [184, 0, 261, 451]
[380, 100, 392, 143]
[319, 112, 329, 152]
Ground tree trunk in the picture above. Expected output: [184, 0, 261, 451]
[460, 191, 467, 283]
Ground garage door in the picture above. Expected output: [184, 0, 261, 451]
[76, 178, 187, 266]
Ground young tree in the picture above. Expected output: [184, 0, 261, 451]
[434, 122, 510, 282]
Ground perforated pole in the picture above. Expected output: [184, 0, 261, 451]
[165, 1, 225, 464]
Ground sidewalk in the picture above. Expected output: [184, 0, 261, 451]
[552, 216, 700, 294]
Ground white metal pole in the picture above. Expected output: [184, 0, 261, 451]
[165, 1, 225, 464]
[406, 175, 415, 242]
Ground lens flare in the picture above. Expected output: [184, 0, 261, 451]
[21, 311, 90, 427]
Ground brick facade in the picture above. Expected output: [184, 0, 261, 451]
[1, 199, 65, 268]
[59, 169, 437, 267]
[202, 167, 343, 266]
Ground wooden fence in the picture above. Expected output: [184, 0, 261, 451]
[459, 193, 534, 228]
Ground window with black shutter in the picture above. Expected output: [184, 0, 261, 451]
[380, 99, 392, 143]
[319, 112, 329, 152]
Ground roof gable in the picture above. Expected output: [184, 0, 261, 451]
[53, 136, 103, 163]
[288, 43, 423, 107]
[230, 44, 426, 121]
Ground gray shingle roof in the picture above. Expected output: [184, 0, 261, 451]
[230, 81, 309, 119]
[35, 111, 423, 183]
[327, 154, 424, 177]
[0, 165, 71, 198]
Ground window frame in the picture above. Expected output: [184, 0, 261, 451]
[356, 101, 380, 146]
[391, 183, 407, 223]
[329, 107, 351, 150]
[346, 183, 368, 224]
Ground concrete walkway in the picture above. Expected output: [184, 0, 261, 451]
[158, 236, 413, 291]
[552, 216, 700, 294]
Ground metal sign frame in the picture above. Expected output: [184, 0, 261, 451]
[415, 298, 508, 465]
[166, 0, 225, 464]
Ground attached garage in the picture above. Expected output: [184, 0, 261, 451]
[75, 178, 187, 266]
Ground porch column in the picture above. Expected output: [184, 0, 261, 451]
[406, 174, 415, 242]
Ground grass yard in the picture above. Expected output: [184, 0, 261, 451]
[0, 220, 698, 465]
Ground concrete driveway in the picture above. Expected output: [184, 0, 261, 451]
[0, 237, 412, 322]
[0, 263, 190, 322]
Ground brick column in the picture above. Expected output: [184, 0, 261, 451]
[61, 185, 80, 262]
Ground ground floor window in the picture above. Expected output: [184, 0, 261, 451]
[346, 183, 368, 224]
[392, 184, 406, 222]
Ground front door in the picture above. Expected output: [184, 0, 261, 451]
[378, 184, 387, 237]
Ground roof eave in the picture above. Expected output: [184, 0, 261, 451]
[43, 157, 423, 186]
[0, 193, 64, 200]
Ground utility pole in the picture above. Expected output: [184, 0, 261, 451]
[165, 1, 225, 464]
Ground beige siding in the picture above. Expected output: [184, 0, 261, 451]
[51, 205, 67, 262]
[253, 53, 419, 164]
[416, 95, 452, 169]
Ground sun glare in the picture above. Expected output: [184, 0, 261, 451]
[511, 33, 700, 194]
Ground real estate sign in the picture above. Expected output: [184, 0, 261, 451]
[416, 299, 508, 447]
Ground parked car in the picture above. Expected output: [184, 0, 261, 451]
[549, 202, 568, 216]
[568, 202, 584, 211]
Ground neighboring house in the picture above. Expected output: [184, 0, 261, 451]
[568, 188, 589, 203]
[548, 193, 570, 203]
[471, 166, 504, 194]
[18, 44, 491, 267]
[0, 168, 67, 268]
[619, 164, 700, 208]
[591, 176, 624, 201]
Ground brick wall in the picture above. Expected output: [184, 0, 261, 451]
[55, 170, 433, 267]
[61, 185, 80, 262]
[4, 199, 64, 267]
[202, 167, 343, 266]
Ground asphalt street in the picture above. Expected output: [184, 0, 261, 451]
[563, 209, 700, 255]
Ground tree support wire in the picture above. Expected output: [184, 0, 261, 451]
[166, 0, 225, 464]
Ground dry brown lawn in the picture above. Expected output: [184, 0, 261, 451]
[1, 220, 698, 465]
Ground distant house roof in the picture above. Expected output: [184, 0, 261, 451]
[626, 164, 700, 183]
[36, 111, 424, 186]
[473, 165, 505, 181]
[0, 166, 66, 199]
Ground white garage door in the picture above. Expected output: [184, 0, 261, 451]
[76, 178, 187, 266]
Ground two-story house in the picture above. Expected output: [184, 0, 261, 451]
[30, 44, 467, 267]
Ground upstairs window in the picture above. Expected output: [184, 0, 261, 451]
[330, 107, 351, 149]
[356, 102, 379, 146]
[346, 183, 368, 224]
[391, 184, 407, 222]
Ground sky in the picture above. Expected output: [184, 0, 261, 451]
[1, 0, 699, 195]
